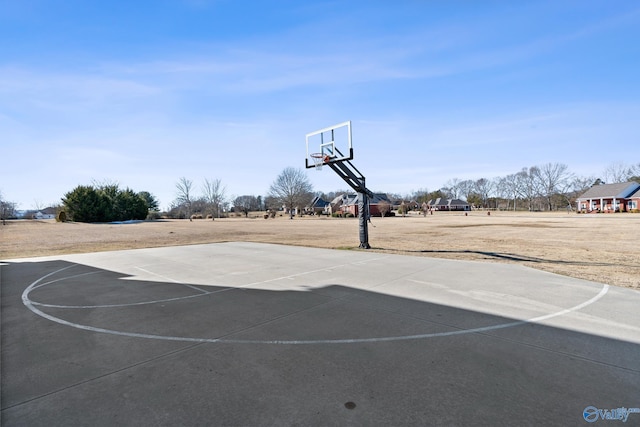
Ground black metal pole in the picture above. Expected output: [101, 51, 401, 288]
[327, 161, 372, 249]
[358, 185, 370, 249]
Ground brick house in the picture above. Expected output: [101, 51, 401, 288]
[339, 193, 392, 217]
[576, 181, 640, 213]
[630, 187, 640, 212]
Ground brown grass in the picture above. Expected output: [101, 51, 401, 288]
[1, 211, 638, 290]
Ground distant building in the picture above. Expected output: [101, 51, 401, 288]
[576, 181, 640, 212]
[426, 198, 470, 211]
[336, 193, 393, 217]
[306, 196, 330, 215]
[14, 207, 57, 219]
[34, 211, 56, 219]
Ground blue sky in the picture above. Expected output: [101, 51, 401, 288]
[1, 1, 639, 210]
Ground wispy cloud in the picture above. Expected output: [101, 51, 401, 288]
[5, 2, 634, 112]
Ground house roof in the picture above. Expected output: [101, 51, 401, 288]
[330, 195, 344, 206]
[629, 186, 640, 198]
[371, 193, 391, 204]
[341, 193, 391, 206]
[577, 182, 640, 200]
[307, 196, 329, 208]
[427, 198, 469, 207]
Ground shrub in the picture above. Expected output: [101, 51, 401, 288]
[56, 211, 67, 222]
[62, 184, 151, 222]
[147, 211, 162, 220]
[62, 185, 106, 222]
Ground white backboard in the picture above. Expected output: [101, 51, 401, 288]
[305, 121, 353, 169]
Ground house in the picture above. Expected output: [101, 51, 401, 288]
[576, 181, 640, 213]
[306, 196, 330, 215]
[14, 206, 58, 219]
[328, 195, 345, 215]
[390, 199, 418, 211]
[629, 187, 640, 212]
[338, 193, 393, 217]
[427, 198, 471, 211]
[34, 211, 56, 219]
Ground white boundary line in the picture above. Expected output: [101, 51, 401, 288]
[28, 258, 389, 309]
[134, 266, 208, 293]
[22, 264, 610, 345]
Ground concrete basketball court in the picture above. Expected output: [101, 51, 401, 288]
[2, 242, 639, 426]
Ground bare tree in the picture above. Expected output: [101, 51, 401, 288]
[572, 176, 595, 193]
[494, 177, 511, 210]
[474, 178, 494, 209]
[411, 188, 430, 204]
[537, 163, 572, 211]
[567, 175, 596, 209]
[32, 199, 46, 211]
[516, 167, 542, 211]
[268, 167, 313, 219]
[202, 178, 226, 220]
[501, 173, 520, 211]
[399, 201, 407, 217]
[629, 163, 640, 182]
[233, 195, 260, 218]
[321, 190, 350, 202]
[174, 177, 194, 218]
[263, 195, 280, 213]
[444, 178, 462, 199]
[603, 162, 630, 184]
[458, 180, 475, 202]
[377, 200, 391, 218]
[1, 190, 16, 223]
[190, 197, 209, 216]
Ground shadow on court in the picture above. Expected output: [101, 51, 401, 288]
[397, 248, 619, 267]
[2, 259, 639, 426]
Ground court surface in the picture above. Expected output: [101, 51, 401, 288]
[2, 242, 639, 426]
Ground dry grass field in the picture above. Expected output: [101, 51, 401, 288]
[1, 211, 638, 290]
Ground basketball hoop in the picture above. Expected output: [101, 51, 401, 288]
[310, 153, 329, 171]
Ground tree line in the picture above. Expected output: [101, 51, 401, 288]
[166, 162, 640, 219]
[167, 168, 312, 220]
[422, 162, 640, 211]
[314, 162, 640, 212]
[1, 161, 638, 223]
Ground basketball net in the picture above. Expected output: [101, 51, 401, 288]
[310, 153, 329, 171]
